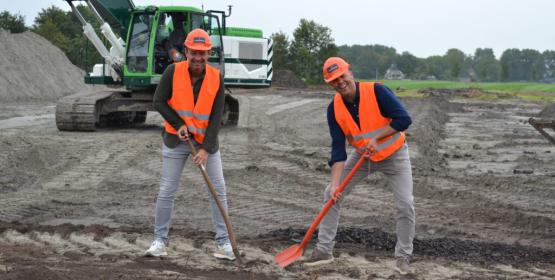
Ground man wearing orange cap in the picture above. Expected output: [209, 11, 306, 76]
[146, 29, 235, 260]
[304, 57, 415, 275]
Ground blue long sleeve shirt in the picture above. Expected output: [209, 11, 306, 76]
[327, 82, 412, 166]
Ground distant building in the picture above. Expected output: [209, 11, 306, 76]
[385, 64, 405, 80]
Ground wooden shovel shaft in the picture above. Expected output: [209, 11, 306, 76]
[186, 139, 241, 261]
[297, 153, 368, 248]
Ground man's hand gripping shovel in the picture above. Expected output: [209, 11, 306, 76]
[180, 130, 242, 263]
[274, 150, 371, 268]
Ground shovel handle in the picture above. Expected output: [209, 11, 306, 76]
[186, 138, 242, 261]
[298, 153, 368, 248]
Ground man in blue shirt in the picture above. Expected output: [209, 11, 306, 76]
[304, 57, 415, 275]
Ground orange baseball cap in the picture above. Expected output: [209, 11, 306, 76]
[184, 28, 212, 51]
[323, 57, 349, 83]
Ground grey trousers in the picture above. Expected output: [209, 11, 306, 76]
[316, 144, 415, 258]
[153, 141, 229, 245]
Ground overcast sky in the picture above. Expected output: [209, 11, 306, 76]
[4, 0, 554, 58]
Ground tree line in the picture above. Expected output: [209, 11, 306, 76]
[336, 46, 555, 83]
[2, 8, 554, 84]
[272, 22, 555, 84]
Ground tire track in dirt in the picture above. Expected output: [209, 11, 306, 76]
[0, 133, 153, 225]
[443, 100, 553, 176]
[42, 143, 137, 190]
[415, 98, 555, 249]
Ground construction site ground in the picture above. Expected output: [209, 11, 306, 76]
[0, 87, 554, 280]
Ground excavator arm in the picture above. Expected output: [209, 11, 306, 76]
[88, 0, 135, 37]
[65, 0, 134, 82]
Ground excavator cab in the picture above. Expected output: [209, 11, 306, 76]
[151, 11, 225, 75]
[125, 6, 225, 88]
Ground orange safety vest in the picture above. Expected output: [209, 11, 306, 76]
[333, 82, 406, 161]
[164, 61, 220, 144]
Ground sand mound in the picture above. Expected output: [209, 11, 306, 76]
[538, 103, 555, 118]
[0, 29, 89, 101]
[272, 69, 307, 88]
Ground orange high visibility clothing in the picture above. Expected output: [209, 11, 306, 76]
[164, 61, 220, 144]
[333, 82, 405, 161]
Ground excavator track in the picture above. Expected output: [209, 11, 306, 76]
[55, 91, 115, 131]
[56, 90, 239, 131]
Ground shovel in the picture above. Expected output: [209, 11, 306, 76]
[184, 135, 242, 262]
[274, 152, 369, 268]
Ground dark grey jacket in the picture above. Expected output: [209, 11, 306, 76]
[153, 63, 225, 153]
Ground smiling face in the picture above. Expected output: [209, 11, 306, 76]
[185, 48, 209, 76]
[328, 70, 356, 98]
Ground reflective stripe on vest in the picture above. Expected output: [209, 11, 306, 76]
[175, 110, 211, 121]
[333, 82, 406, 161]
[164, 61, 220, 144]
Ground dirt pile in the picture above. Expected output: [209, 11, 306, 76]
[265, 227, 555, 265]
[418, 88, 471, 96]
[418, 88, 493, 97]
[0, 29, 89, 101]
[538, 103, 555, 118]
[271, 69, 307, 88]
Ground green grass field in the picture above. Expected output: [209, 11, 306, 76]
[367, 80, 555, 102]
[380, 80, 555, 93]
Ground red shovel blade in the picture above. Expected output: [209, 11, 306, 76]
[274, 244, 304, 268]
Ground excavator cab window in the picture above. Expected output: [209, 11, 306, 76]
[127, 12, 154, 73]
[154, 12, 188, 74]
[191, 13, 224, 72]
[191, 14, 206, 30]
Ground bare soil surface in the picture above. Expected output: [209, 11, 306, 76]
[0, 88, 554, 279]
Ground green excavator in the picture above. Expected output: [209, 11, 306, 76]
[56, 0, 273, 131]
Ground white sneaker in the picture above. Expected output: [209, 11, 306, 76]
[213, 242, 236, 260]
[395, 256, 410, 275]
[145, 239, 168, 257]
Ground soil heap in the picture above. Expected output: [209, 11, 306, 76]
[0, 29, 88, 101]
[538, 103, 555, 118]
[272, 69, 307, 88]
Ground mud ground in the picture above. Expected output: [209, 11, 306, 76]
[0, 88, 554, 279]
